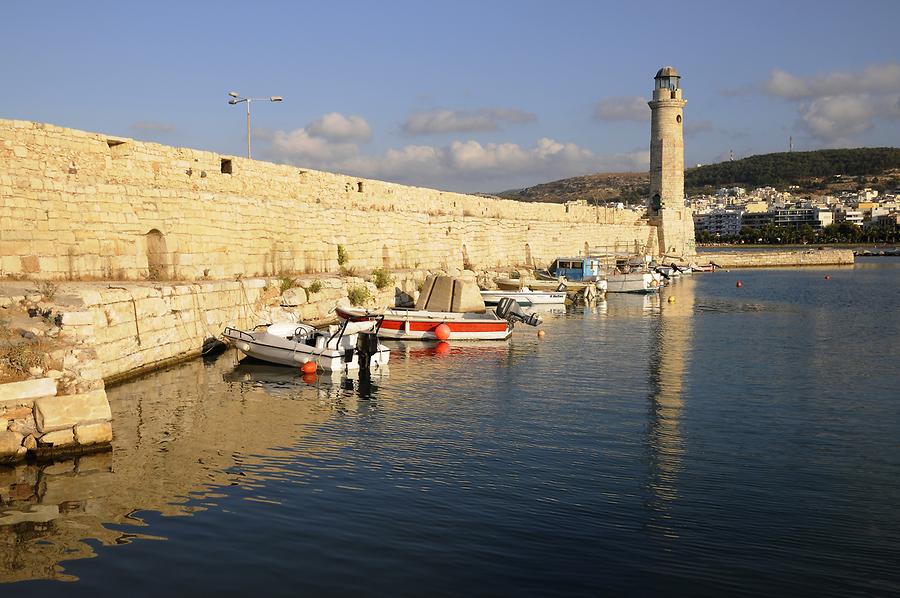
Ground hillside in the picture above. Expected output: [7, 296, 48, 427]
[495, 172, 648, 204]
[685, 147, 900, 190]
[494, 147, 900, 204]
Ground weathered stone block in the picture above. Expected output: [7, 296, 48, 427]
[39, 428, 76, 447]
[0, 378, 57, 402]
[61, 310, 95, 326]
[33, 390, 111, 433]
[74, 421, 113, 445]
[0, 431, 24, 454]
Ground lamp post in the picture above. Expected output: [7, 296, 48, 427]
[227, 92, 283, 159]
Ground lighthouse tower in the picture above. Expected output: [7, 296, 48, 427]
[648, 66, 695, 258]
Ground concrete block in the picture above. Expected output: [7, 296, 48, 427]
[33, 389, 111, 433]
[0, 378, 57, 403]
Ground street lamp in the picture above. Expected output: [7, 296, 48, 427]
[227, 92, 283, 159]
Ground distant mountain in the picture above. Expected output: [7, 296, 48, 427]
[493, 148, 900, 204]
[495, 172, 648, 205]
[685, 147, 900, 190]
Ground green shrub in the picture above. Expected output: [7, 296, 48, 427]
[278, 276, 297, 294]
[339, 265, 357, 277]
[347, 285, 371, 306]
[307, 279, 323, 294]
[372, 267, 394, 290]
[337, 244, 348, 266]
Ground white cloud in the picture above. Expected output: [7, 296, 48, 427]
[270, 128, 359, 163]
[763, 64, 900, 99]
[402, 107, 537, 134]
[798, 95, 875, 146]
[593, 96, 648, 122]
[755, 63, 900, 145]
[265, 131, 647, 192]
[307, 112, 372, 142]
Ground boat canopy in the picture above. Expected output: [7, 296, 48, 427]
[415, 275, 486, 313]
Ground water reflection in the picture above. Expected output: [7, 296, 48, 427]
[645, 279, 695, 537]
[1, 357, 333, 583]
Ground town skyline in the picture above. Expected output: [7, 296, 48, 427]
[2, 0, 898, 193]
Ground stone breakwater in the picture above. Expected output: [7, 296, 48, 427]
[701, 248, 855, 268]
[1, 379, 112, 464]
[0, 119, 664, 281]
[0, 268, 489, 462]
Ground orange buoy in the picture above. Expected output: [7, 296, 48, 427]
[434, 323, 451, 340]
[434, 341, 450, 356]
[301, 361, 317, 374]
[302, 372, 317, 384]
[736, 280, 743, 288]
[537, 329, 546, 338]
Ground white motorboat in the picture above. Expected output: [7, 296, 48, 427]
[223, 320, 390, 372]
[605, 272, 659, 293]
[480, 287, 567, 306]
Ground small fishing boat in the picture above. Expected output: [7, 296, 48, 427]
[605, 271, 659, 293]
[480, 286, 567, 306]
[223, 319, 390, 371]
[337, 275, 540, 341]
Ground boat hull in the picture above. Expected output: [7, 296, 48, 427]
[336, 307, 512, 341]
[605, 273, 659, 294]
[223, 324, 390, 371]
[480, 290, 567, 306]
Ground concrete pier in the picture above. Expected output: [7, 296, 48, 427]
[701, 248, 854, 268]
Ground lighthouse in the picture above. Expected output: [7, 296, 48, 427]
[648, 66, 695, 257]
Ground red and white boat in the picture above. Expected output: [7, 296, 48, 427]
[336, 275, 540, 341]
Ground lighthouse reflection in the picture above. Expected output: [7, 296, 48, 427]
[645, 278, 695, 538]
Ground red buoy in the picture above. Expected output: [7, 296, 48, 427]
[736, 280, 743, 288]
[825, 275, 831, 280]
[301, 361, 317, 374]
[434, 323, 451, 340]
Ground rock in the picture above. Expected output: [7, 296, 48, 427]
[33, 390, 111, 433]
[60, 311, 96, 327]
[23, 434, 36, 450]
[0, 377, 57, 402]
[39, 428, 76, 447]
[0, 430, 25, 454]
[28, 366, 44, 377]
[9, 416, 37, 436]
[74, 421, 113, 446]
[280, 287, 308, 306]
[0, 406, 32, 420]
[46, 370, 64, 379]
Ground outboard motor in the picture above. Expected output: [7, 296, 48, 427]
[495, 297, 541, 327]
[356, 331, 380, 376]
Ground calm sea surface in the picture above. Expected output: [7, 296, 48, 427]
[3, 258, 899, 596]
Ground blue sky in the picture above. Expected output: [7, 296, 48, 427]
[2, 0, 898, 192]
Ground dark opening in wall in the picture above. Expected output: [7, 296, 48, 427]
[145, 229, 169, 280]
[107, 138, 130, 158]
[357, 181, 364, 193]
[221, 159, 233, 174]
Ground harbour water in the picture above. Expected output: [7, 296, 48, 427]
[2, 258, 899, 596]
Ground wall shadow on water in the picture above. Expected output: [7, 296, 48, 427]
[0, 353, 336, 583]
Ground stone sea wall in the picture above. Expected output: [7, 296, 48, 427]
[0, 119, 656, 281]
[702, 249, 855, 268]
